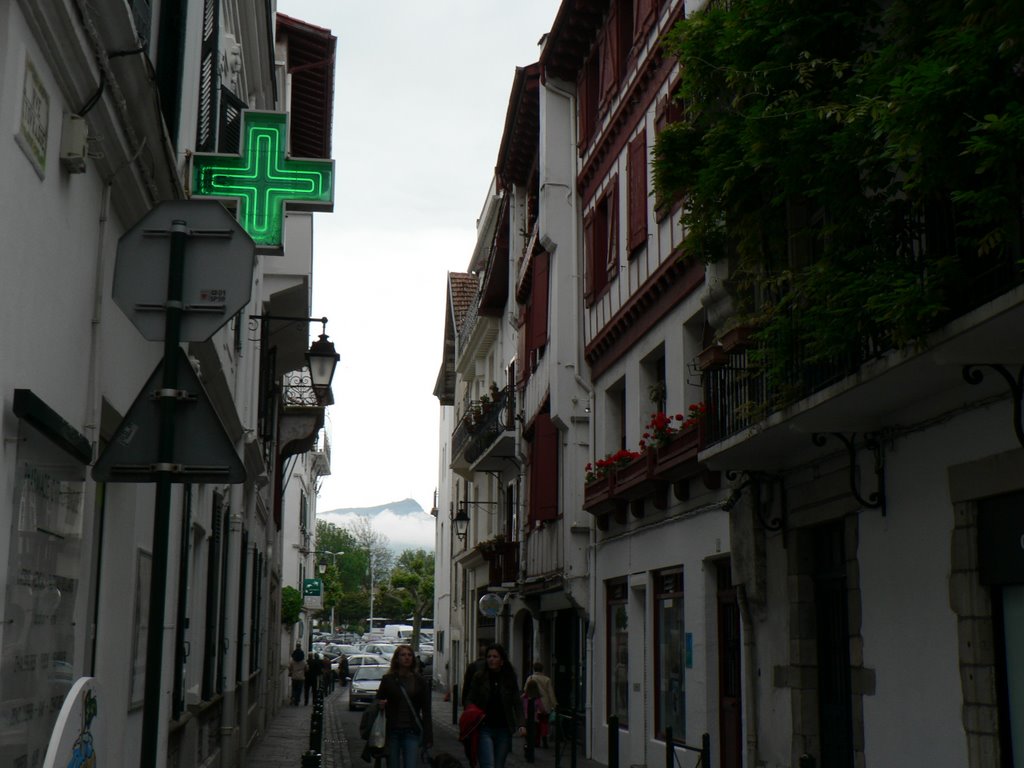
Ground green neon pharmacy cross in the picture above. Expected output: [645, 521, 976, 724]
[190, 111, 334, 250]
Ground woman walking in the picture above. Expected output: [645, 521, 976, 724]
[376, 644, 433, 768]
[287, 645, 306, 705]
[464, 643, 525, 768]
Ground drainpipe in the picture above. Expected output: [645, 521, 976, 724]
[735, 583, 760, 768]
[220, 484, 245, 766]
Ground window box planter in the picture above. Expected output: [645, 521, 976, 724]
[697, 344, 729, 370]
[652, 421, 702, 482]
[719, 323, 758, 352]
[612, 451, 660, 502]
[583, 474, 621, 517]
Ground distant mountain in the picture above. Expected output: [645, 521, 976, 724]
[317, 498, 435, 554]
[319, 498, 424, 517]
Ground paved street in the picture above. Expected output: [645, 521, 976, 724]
[248, 685, 602, 768]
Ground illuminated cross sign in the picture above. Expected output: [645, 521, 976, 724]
[190, 110, 334, 251]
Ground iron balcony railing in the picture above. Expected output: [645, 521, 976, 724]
[452, 386, 516, 466]
[702, 244, 1024, 445]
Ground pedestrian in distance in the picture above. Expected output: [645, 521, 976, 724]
[376, 644, 433, 768]
[524, 661, 557, 747]
[521, 679, 548, 748]
[288, 645, 306, 706]
[305, 652, 324, 705]
[464, 643, 525, 768]
[461, 644, 487, 708]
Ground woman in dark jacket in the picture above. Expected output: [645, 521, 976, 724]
[464, 643, 525, 768]
[376, 644, 433, 768]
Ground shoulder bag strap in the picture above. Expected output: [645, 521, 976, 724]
[397, 678, 424, 735]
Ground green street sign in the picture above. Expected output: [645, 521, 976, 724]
[190, 111, 334, 251]
[303, 578, 322, 597]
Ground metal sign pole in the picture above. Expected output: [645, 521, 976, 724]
[140, 219, 187, 768]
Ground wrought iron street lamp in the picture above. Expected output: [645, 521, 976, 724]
[452, 502, 470, 542]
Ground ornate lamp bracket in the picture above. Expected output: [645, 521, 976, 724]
[811, 432, 887, 516]
[962, 364, 1024, 448]
[723, 470, 787, 535]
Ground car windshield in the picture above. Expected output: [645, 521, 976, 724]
[353, 665, 387, 681]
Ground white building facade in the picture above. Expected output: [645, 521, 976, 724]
[0, 1, 336, 766]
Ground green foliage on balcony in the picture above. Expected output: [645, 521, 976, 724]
[654, 0, 1024, 394]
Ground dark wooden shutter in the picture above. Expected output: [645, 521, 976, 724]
[516, 304, 529, 388]
[606, 181, 620, 278]
[634, 0, 657, 40]
[218, 88, 248, 154]
[529, 250, 550, 353]
[583, 212, 596, 306]
[628, 132, 648, 254]
[194, 0, 219, 152]
[599, 0, 620, 109]
[529, 412, 559, 524]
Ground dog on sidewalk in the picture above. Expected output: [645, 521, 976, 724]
[429, 752, 466, 768]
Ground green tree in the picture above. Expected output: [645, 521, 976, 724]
[281, 585, 302, 626]
[390, 549, 435, 651]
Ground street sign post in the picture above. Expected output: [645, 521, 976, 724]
[99, 201, 255, 768]
[112, 200, 255, 341]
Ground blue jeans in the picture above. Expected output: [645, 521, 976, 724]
[477, 725, 512, 768]
[388, 727, 421, 768]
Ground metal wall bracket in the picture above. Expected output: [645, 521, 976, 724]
[962, 364, 1024, 448]
[811, 432, 887, 515]
[724, 469, 788, 535]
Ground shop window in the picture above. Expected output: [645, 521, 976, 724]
[607, 580, 629, 727]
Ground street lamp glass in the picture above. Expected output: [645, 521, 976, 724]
[307, 334, 339, 391]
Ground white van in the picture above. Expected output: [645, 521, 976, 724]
[383, 624, 413, 642]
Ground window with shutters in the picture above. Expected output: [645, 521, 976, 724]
[654, 93, 685, 218]
[584, 179, 620, 307]
[527, 411, 559, 528]
[627, 130, 648, 256]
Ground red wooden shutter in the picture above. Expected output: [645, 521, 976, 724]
[606, 181, 620, 278]
[516, 303, 529, 388]
[529, 413, 559, 524]
[583, 212, 596, 306]
[529, 250, 550, 353]
[628, 131, 648, 254]
[634, 0, 656, 40]
[599, 3, 618, 109]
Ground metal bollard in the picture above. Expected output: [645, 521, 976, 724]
[798, 755, 816, 768]
[553, 709, 561, 768]
[301, 750, 322, 768]
[452, 684, 459, 725]
[701, 733, 710, 767]
[665, 727, 673, 768]
[608, 715, 619, 768]
[524, 697, 536, 763]
[569, 711, 577, 768]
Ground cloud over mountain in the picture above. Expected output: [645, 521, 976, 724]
[317, 498, 436, 554]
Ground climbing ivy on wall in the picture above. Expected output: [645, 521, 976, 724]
[654, 0, 1024, 387]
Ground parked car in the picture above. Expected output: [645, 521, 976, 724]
[362, 642, 398, 658]
[344, 653, 389, 673]
[348, 664, 388, 711]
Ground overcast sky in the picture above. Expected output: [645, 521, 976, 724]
[277, 1, 562, 516]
